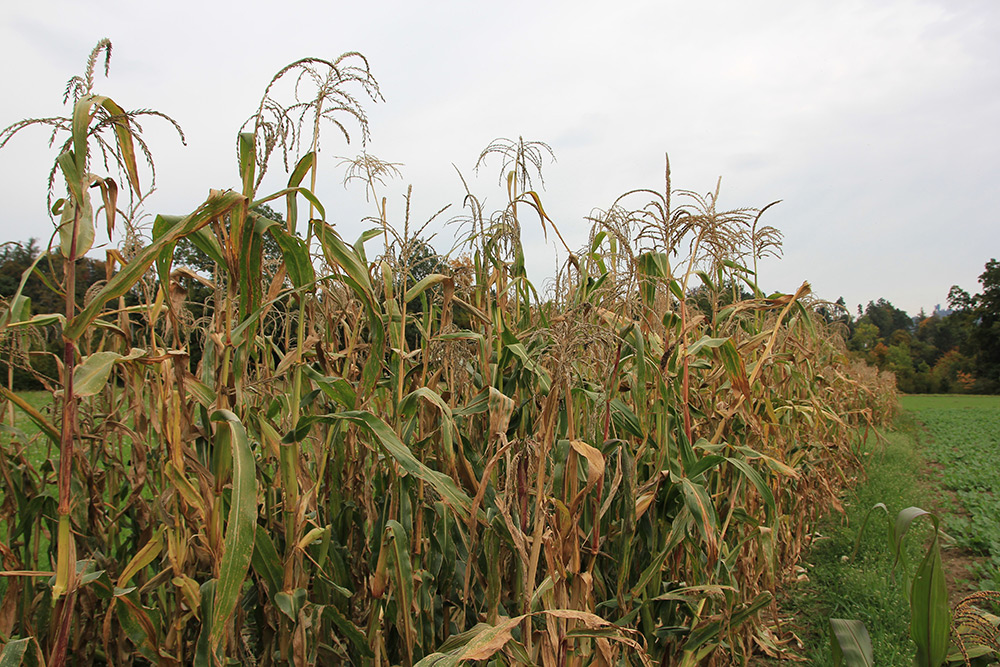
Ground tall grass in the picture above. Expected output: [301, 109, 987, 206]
[0, 42, 896, 666]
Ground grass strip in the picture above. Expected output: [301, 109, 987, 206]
[775, 421, 935, 665]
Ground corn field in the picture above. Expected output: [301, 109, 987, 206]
[0, 42, 897, 666]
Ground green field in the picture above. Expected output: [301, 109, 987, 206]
[901, 394, 1000, 589]
[1, 389, 57, 469]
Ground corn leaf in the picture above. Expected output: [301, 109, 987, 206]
[404, 273, 449, 303]
[73, 351, 123, 397]
[0, 637, 31, 667]
[263, 221, 314, 288]
[194, 580, 218, 667]
[99, 96, 142, 194]
[415, 615, 526, 666]
[251, 525, 282, 596]
[679, 476, 719, 563]
[910, 530, 950, 666]
[284, 152, 315, 235]
[209, 410, 258, 652]
[829, 618, 874, 667]
[0, 386, 59, 445]
[726, 457, 776, 521]
[238, 132, 255, 197]
[333, 411, 473, 519]
[383, 520, 416, 661]
[116, 527, 164, 588]
[66, 190, 245, 340]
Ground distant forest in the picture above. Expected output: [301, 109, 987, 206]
[1, 237, 998, 394]
[818, 258, 1000, 394]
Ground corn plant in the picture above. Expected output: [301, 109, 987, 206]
[837, 504, 1000, 666]
[0, 41, 899, 666]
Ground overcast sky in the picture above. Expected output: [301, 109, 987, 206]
[2, 0, 998, 316]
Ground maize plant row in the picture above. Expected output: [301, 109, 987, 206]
[0, 42, 897, 666]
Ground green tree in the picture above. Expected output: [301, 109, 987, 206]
[0, 239, 110, 389]
[861, 298, 912, 340]
[942, 259, 1000, 392]
[886, 342, 915, 392]
[849, 321, 879, 353]
[971, 259, 1000, 390]
[931, 349, 974, 393]
[947, 285, 974, 312]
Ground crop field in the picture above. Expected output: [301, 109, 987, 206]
[0, 41, 902, 666]
[901, 394, 1000, 590]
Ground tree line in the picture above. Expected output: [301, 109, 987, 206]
[819, 259, 1000, 394]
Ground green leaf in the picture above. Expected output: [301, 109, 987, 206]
[0, 248, 48, 333]
[499, 328, 552, 393]
[314, 222, 375, 307]
[0, 637, 31, 667]
[716, 339, 751, 396]
[609, 398, 643, 440]
[722, 258, 752, 274]
[668, 279, 684, 301]
[685, 454, 725, 479]
[99, 96, 142, 194]
[252, 186, 325, 221]
[683, 592, 772, 653]
[910, 531, 950, 667]
[238, 132, 255, 197]
[383, 520, 416, 660]
[70, 95, 94, 177]
[283, 152, 315, 235]
[891, 506, 935, 582]
[58, 190, 94, 258]
[829, 618, 874, 667]
[262, 220, 314, 288]
[65, 190, 245, 340]
[636, 251, 671, 307]
[251, 526, 282, 596]
[404, 273, 449, 303]
[679, 476, 719, 562]
[113, 590, 161, 662]
[288, 152, 315, 188]
[185, 226, 227, 268]
[5, 312, 65, 329]
[73, 351, 123, 397]
[274, 588, 307, 621]
[0, 386, 60, 445]
[849, 503, 889, 562]
[152, 214, 184, 288]
[194, 579, 218, 667]
[302, 365, 356, 409]
[726, 457, 776, 522]
[57, 149, 84, 204]
[332, 411, 473, 520]
[209, 410, 258, 653]
[354, 227, 383, 255]
[687, 335, 729, 357]
[315, 223, 385, 396]
[321, 604, 373, 658]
